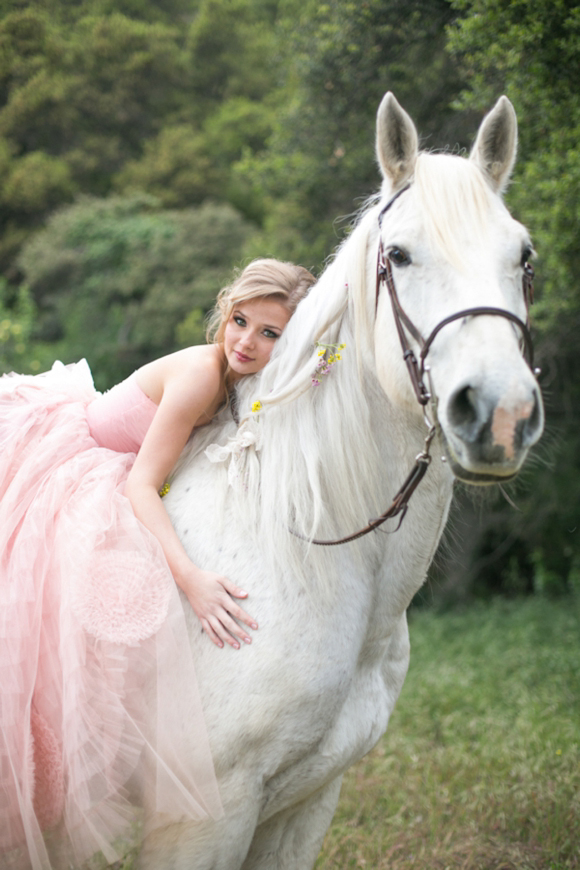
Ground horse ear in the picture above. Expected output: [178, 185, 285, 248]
[470, 96, 518, 193]
[376, 92, 418, 188]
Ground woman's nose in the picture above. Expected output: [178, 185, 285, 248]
[240, 331, 255, 349]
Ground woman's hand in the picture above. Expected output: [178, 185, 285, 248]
[179, 567, 259, 650]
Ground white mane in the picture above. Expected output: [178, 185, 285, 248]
[180, 152, 508, 592]
[227, 205, 390, 590]
[413, 152, 495, 269]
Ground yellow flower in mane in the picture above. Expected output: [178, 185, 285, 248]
[312, 341, 346, 387]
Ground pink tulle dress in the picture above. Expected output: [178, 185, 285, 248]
[0, 360, 223, 870]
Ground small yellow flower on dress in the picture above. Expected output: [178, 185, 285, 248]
[251, 400, 262, 413]
[159, 482, 170, 498]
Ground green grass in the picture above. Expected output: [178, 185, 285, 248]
[315, 597, 580, 870]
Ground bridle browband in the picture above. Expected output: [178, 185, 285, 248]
[306, 183, 537, 546]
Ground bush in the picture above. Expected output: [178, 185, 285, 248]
[17, 195, 253, 388]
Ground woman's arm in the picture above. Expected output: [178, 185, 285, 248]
[125, 354, 258, 650]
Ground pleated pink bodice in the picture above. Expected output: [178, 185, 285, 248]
[86, 373, 157, 453]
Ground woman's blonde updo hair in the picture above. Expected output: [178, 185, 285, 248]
[207, 258, 316, 346]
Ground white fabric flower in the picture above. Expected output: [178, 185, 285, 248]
[205, 421, 262, 488]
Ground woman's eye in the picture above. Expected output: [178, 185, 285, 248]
[263, 329, 279, 339]
[234, 316, 246, 327]
[388, 247, 411, 266]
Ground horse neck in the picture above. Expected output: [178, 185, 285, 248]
[241, 254, 438, 601]
[250, 352, 450, 634]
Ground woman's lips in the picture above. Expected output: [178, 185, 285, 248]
[235, 351, 253, 362]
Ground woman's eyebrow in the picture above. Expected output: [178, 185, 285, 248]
[233, 308, 284, 331]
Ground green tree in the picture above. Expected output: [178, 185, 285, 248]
[0, 281, 37, 373]
[239, 0, 469, 268]
[187, 0, 279, 114]
[0, 5, 194, 270]
[114, 0, 283, 217]
[0, 0, 285, 275]
[437, 0, 580, 596]
[17, 195, 252, 389]
[0, 10, 191, 185]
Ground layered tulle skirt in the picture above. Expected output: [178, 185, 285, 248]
[0, 362, 222, 870]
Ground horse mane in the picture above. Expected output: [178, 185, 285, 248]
[228, 203, 390, 590]
[193, 153, 502, 592]
[413, 152, 496, 270]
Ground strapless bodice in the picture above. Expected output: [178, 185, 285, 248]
[86, 374, 157, 453]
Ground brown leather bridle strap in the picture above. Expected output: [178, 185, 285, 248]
[377, 183, 411, 227]
[380, 250, 535, 408]
[297, 425, 436, 547]
[421, 305, 534, 366]
[302, 185, 537, 547]
[377, 242, 430, 405]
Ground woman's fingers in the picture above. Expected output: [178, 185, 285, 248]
[219, 610, 254, 645]
[185, 570, 259, 648]
[206, 596, 257, 649]
[206, 613, 244, 650]
[221, 579, 249, 600]
[220, 581, 258, 630]
[209, 598, 255, 647]
[201, 617, 225, 649]
[227, 601, 258, 631]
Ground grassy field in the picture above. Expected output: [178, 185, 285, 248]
[315, 597, 580, 870]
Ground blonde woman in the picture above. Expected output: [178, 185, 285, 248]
[0, 258, 315, 870]
[123, 258, 314, 649]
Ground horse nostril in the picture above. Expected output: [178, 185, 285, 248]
[522, 390, 543, 446]
[448, 385, 479, 435]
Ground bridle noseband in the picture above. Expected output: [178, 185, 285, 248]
[307, 183, 537, 547]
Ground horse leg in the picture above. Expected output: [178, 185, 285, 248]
[138, 802, 260, 870]
[240, 777, 343, 870]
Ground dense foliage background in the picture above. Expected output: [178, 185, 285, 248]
[1, 0, 579, 601]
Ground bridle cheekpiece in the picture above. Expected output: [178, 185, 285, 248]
[307, 183, 537, 546]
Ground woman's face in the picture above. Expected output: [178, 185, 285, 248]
[223, 296, 291, 380]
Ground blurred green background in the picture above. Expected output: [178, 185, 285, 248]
[1, 0, 579, 603]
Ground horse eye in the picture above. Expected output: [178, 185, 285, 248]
[388, 247, 411, 266]
[521, 246, 534, 267]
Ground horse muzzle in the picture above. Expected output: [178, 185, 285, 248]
[440, 377, 544, 484]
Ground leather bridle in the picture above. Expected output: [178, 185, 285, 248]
[307, 184, 537, 546]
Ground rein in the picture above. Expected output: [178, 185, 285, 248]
[307, 185, 537, 547]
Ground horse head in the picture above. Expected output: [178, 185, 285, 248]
[373, 93, 544, 483]
[209, 93, 545, 552]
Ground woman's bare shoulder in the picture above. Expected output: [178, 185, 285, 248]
[136, 345, 224, 406]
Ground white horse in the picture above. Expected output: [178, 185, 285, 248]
[145, 93, 543, 869]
